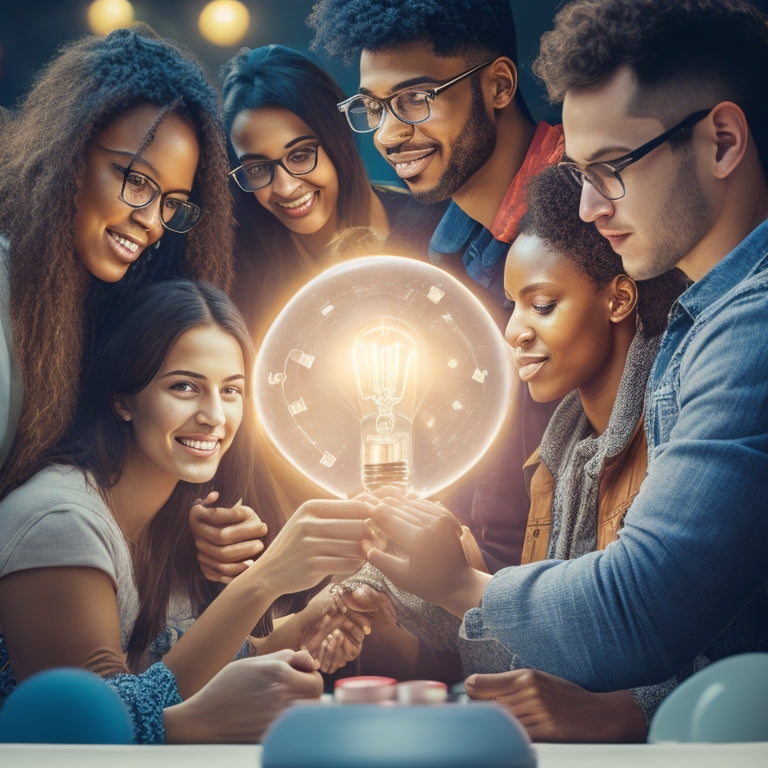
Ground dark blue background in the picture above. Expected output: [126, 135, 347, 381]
[2, 1, 767, 182]
[0, 1, 565, 183]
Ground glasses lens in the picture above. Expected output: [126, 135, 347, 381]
[557, 162, 624, 200]
[162, 196, 201, 233]
[284, 145, 318, 175]
[587, 164, 624, 200]
[391, 91, 431, 124]
[122, 169, 157, 207]
[345, 96, 383, 132]
[558, 163, 585, 190]
[234, 163, 273, 192]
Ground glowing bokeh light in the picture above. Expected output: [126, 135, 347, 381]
[86, 0, 135, 35]
[198, 0, 251, 47]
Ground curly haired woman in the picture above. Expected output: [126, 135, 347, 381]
[0, 24, 234, 494]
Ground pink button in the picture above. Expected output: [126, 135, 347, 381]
[395, 680, 448, 705]
[334, 676, 397, 704]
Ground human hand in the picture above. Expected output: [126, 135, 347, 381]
[299, 584, 398, 673]
[464, 669, 646, 743]
[363, 491, 488, 615]
[189, 491, 269, 584]
[254, 499, 371, 597]
[164, 649, 322, 743]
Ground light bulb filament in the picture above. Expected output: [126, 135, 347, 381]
[352, 321, 418, 491]
[357, 339, 413, 435]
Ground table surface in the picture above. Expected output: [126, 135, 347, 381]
[2, 742, 768, 767]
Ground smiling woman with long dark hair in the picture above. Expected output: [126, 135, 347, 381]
[0, 279, 373, 743]
[0, 24, 234, 495]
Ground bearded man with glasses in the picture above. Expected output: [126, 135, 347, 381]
[310, 0, 563, 568]
[306, 0, 566, 687]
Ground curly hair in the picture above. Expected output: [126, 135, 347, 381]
[0, 24, 234, 494]
[220, 44, 375, 341]
[520, 166, 689, 335]
[308, 0, 519, 66]
[519, 166, 622, 286]
[533, 0, 768, 173]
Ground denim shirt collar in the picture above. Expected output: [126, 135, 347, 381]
[676, 217, 768, 321]
[429, 201, 508, 288]
[430, 199, 479, 254]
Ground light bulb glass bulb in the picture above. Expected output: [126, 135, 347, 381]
[352, 319, 419, 490]
[254, 255, 513, 499]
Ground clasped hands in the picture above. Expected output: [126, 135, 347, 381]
[188, 486, 481, 670]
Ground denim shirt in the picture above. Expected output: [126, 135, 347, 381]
[429, 200, 510, 307]
[462, 218, 768, 691]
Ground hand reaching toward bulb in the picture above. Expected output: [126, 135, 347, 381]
[189, 491, 268, 584]
[363, 488, 492, 617]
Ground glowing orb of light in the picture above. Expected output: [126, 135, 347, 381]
[87, 0, 135, 35]
[254, 255, 513, 500]
[198, 0, 251, 47]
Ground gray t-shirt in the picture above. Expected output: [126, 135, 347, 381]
[0, 464, 139, 649]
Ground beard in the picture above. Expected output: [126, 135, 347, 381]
[631, 148, 713, 281]
[412, 82, 497, 205]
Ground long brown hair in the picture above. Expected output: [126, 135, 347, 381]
[0, 25, 234, 496]
[47, 280, 279, 670]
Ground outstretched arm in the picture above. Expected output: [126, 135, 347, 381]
[165, 497, 371, 696]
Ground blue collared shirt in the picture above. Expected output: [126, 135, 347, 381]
[463, 218, 768, 690]
[429, 200, 510, 305]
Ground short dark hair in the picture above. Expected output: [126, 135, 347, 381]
[519, 166, 623, 287]
[308, 0, 519, 66]
[534, 0, 768, 175]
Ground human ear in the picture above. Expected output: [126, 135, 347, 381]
[608, 274, 638, 324]
[706, 101, 749, 178]
[112, 396, 133, 422]
[487, 57, 518, 109]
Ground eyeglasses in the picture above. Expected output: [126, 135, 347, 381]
[228, 144, 320, 192]
[557, 109, 712, 201]
[92, 142, 202, 233]
[337, 60, 493, 134]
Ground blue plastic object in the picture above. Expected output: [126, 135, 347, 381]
[0, 667, 133, 744]
[648, 653, 768, 743]
[262, 702, 536, 768]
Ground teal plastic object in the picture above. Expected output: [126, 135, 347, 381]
[262, 702, 536, 768]
[648, 653, 768, 743]
[0, 668, 133, 744]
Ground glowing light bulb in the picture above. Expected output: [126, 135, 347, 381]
[352, 319, 419, 490]
[254, 256, 512, 499]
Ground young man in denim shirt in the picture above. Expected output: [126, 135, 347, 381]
[365, 0, 768, 693]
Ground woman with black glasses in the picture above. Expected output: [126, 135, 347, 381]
[0, 24, 234, 496]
